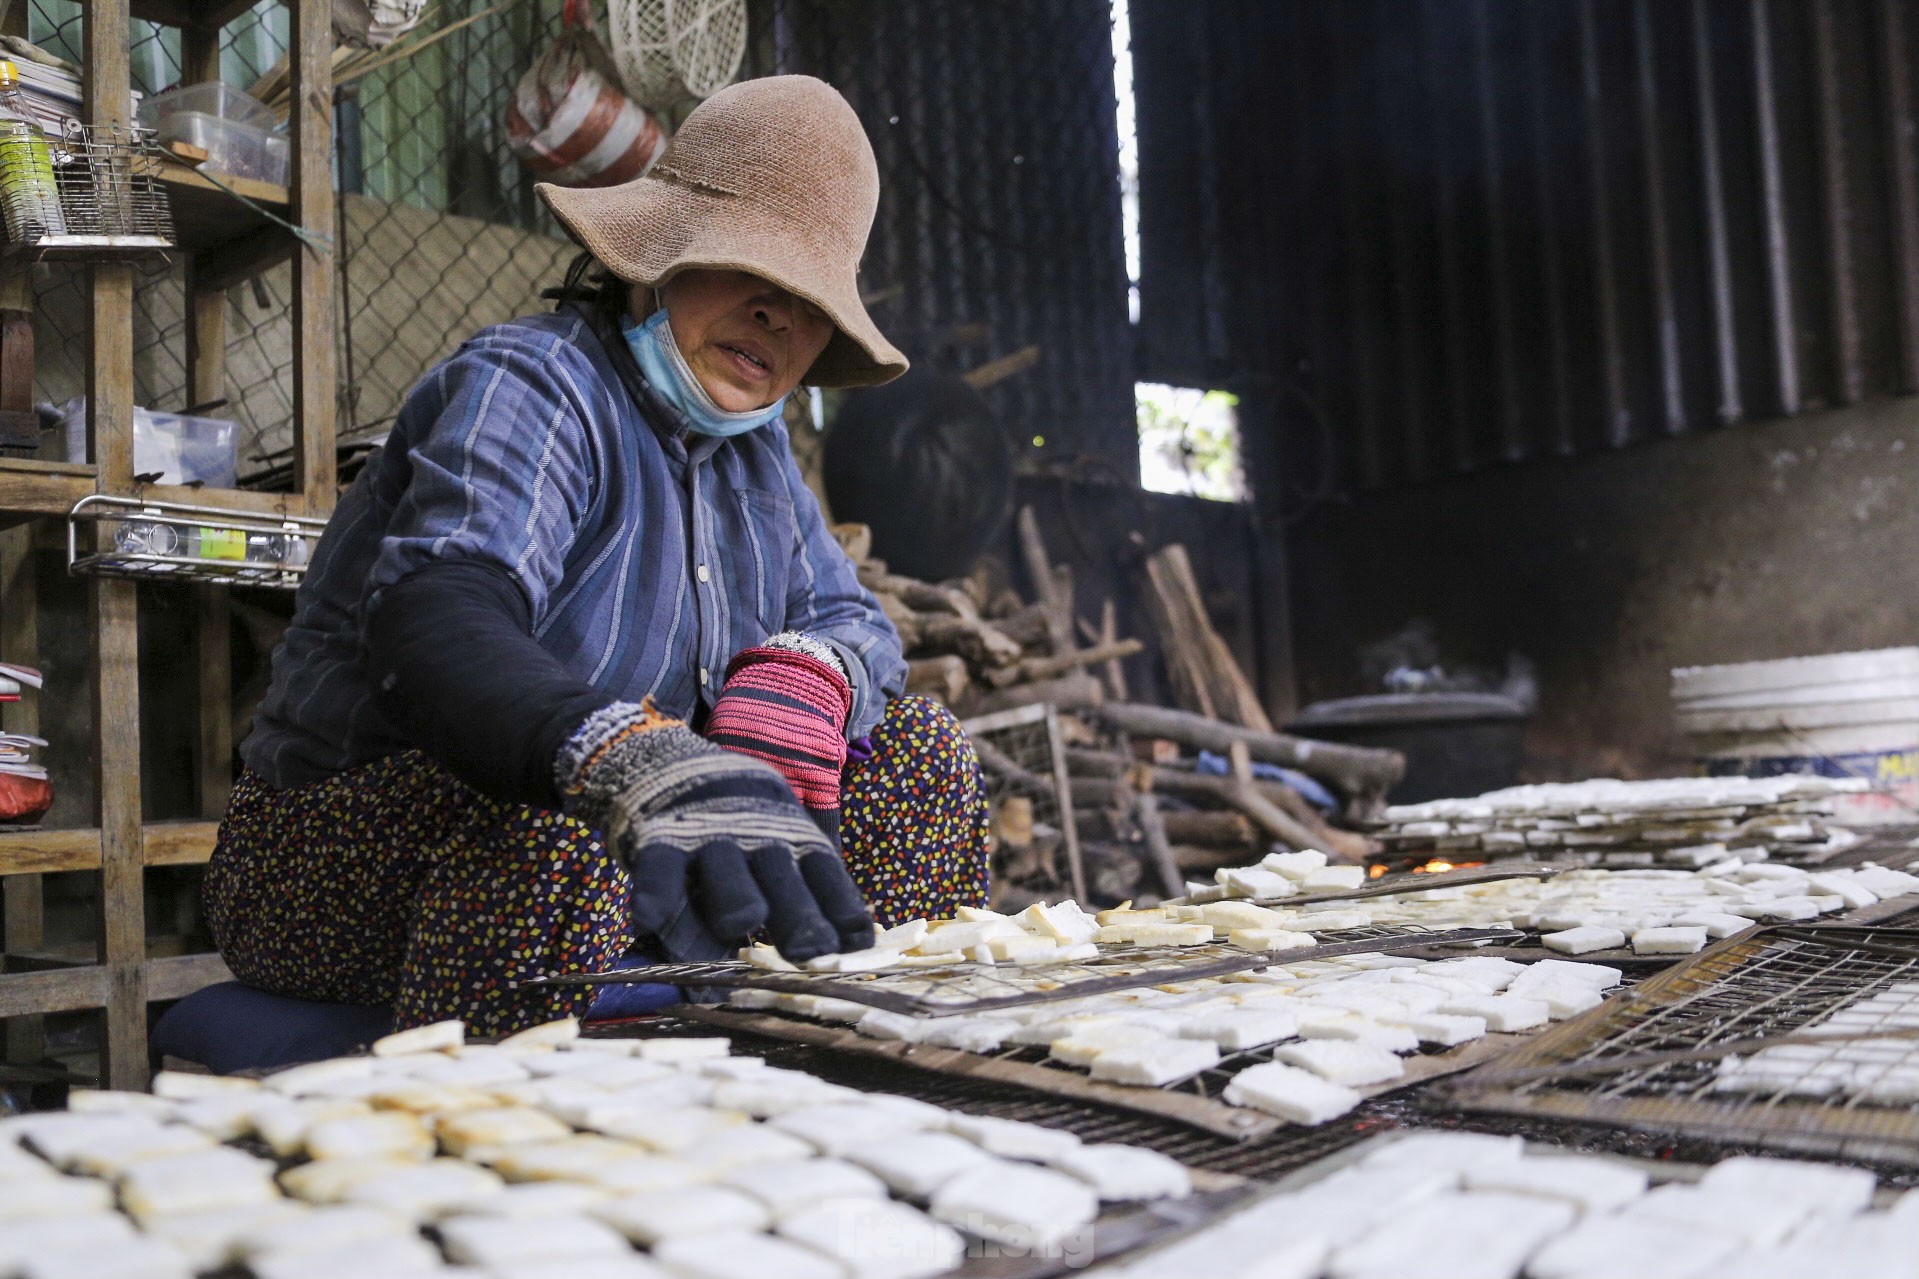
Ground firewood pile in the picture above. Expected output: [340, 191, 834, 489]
[834, 508, 1406, 911]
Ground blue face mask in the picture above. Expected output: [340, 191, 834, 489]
[623, 308, 785, 438]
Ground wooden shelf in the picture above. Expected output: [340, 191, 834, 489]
[0, 457, 311, 528]
[0, 953, 232, 1018]
[0, 820, 219, 877]
[140, 156, 297, 290]
[128, 0, 261, 30]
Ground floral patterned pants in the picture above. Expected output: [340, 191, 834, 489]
[204, 695, 990, 1035]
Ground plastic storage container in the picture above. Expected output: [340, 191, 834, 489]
[137, 81, 273, 132]
[58, 398, 237, 488]
[149, 110, 278, 183]
[1673, 647, 1919, 825]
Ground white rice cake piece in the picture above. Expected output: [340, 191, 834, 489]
[1043, 1143, 1190, 1201]
[916, 1016, 1022, 1054]
[590, 1185, 771, 1244]
[1670, 911, 1756, 939]
[148, 1071, 261, 1101]
[118, 1146, 281, 1221]
[875, 918, 930, 950]
[1463, 1155, 1648, 1214]
[372, 1019, 465, 1057]
[15, 1236, 193, 1279]
[484, 1136, 645, 1182]
[337, 1156, 506, 1219]
[1182, 881, 1230, 903]
[1521, 982, 1606, 1020]
[839, 1132, 994, 1199]
[246, 1234, 445, 1279]
[1218, 867, 1297, 900]
[1228, 928, 1318, 953]
[776, 1197, 965, 1279]
[278, 1156, 417, 1204]
[1088, 1038, 1220, 1086]
[1196, 900, 1294, 932]
[1296, 1015, 1419, 1053]
[1302, 865, 1367, 893]
[140, 1200, 310, 1271]
[1386, 1012, 1487, 1047]
[803, 947, 901, 974]
[709, 1078, 851, 1120]
[1262, 850, 1329, 880]
[1624, 1183, 1801, 1246]
[1273, 1039, 1404, 1087]
[1176, 1007, 1299, 1049]
[435, 1106, 572, 1156]
[1436, 994, 1550, 1032]
[438, 1212, 633, 1266]
[262, 1056, 380, 1097]
[1543, 926, 1626, 955]
[484, 1261, 668, 1279]
[253, 1100, 376, 1160]
[1849, 865, 1919, 897]
[65, 1090, 177, 1120]
[1807, 871, 1879, 909]
[1221, 1061, 1360, 1124]
[1527, 1212, 1737, 1279]
[165, 1094, 266, 1142]
[499, 1018, 582, 1050]
[855, 1009, 932, 1043]
[674, 1124, 814, 1174]
[1051, 1026, 1166, 1068]
[235, 1204, 412, 1259]
[770, 1102, 941, 1155]
[695, 1055, 765, 1079]
[1328, 1189, 1575, 1279]
[1290, 909, 1373, 930]
[1095, 922, 1214, 946]
[304, 1110, 436, 1162]
[720, 1156, 888, 1218]
[1358, 1132, 1524, 1173]
[584, 1154, 708, 1196]
[1013, 900, 1099, 944]
[28, 1116, 212, 1175]
[630, 1038, 730, 1064]
[0, 1215, 135, 1271]
[439, 1181, 613, 1219]
[651, 1231, 844, 1279]
[930, 1161, 1098, 1247]
[1633, 926, 1710, 955]
[742, 942, 801, 971]
[944, 1112, 1082, 1161]
[0, 1141, 58, 1183]
[1697, 1154, 1876, 1215]
[586, 1106, 745, 1154]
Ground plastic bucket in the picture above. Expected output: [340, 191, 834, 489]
[1673, 648, 1919, 825]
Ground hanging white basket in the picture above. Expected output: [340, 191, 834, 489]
[608, 0, 746, 110]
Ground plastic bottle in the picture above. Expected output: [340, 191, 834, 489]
[0, 60, 64, 240]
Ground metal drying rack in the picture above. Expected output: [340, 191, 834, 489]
[526, 925, 1525, 1019]
[1173, 862, 1562, 909]
[1445, 924, 1919, 1165]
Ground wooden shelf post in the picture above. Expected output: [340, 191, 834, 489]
[291, 0, 338, 514]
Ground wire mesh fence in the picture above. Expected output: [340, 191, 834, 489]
[23, 0, 1136, 488]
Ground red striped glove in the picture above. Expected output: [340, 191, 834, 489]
[704, 637, 854, 843]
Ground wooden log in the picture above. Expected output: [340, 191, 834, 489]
[874, 594, 923, 649]
[1016, 505, 1074, 654]
[906, 655, 971, 705]
[1132, 793, 1185, 899]
[968, 671, 1104, 717]
[995, 602, 1053, 649]
[1092, 702, 1404, 799]
[962, 343, 1041, 391]
[1173, 844, 1246, 872]
[1141, 543, 1272, 731]
[985, 639, 1144, 689]
[1162, 810, 1260, 848]
[830, 522, 872, 564]
[858, 566, 980, 620]
[1078, 599, 1130, 700]
[913, 614, 1023, 668]
[971, 737, 1055, 796]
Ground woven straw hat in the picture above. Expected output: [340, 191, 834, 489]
[538, 75, 906, 388]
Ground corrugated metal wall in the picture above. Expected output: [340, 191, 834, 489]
[769, 0, 1139, 476]
[1135, 0, 1919, 491]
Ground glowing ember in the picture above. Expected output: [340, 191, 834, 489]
[1366, 864, 1389, 879]
[1411, 858, 1487, 874]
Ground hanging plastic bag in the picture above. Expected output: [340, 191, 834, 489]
[506, 0, 667, 189]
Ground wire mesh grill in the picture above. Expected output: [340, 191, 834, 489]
[0, 122, 173, 255]
[529, 926, 1521, 1018]
[1449, 924, 1919, 1164]
[66, 494, 323, 590]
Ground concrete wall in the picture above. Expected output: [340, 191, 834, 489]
[1285, 395, 1919, 780]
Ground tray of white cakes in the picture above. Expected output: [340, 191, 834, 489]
[689, 947, 1630, 1142]
[1183, 847, 1919, 964]
[0, 1020, 1250, 1279]
[1084, 1127, 1917, 1279]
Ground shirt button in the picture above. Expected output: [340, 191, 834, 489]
[699, 667, 710, 686]
[697, 564, 710, 583]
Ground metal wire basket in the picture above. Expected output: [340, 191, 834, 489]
[67, 494, 323, 590]
[0, 122, 174, 257]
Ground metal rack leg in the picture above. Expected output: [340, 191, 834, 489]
[0, 527, 42, 1067]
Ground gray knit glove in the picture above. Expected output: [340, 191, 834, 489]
[557, 699, 875, 963]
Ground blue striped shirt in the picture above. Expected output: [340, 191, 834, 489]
[242, 305, 907, 790]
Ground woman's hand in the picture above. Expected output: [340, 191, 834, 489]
[557, 700, 874, 963]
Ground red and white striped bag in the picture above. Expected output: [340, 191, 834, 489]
[506, 0, 667, 188]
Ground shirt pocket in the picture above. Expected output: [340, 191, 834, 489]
[733, 487, 795, 637]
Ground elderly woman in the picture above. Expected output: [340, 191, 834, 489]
[204, 76, 990, 1035]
